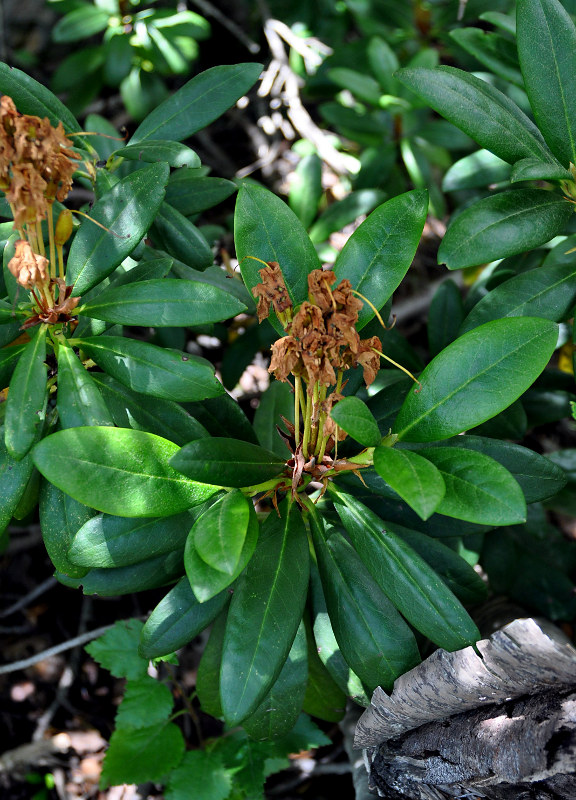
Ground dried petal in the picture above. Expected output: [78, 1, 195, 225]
[269, 335, 302, 382]
[291, 301, 325, 339]
[251, 262, 292, 322]
[8, 239, 49, 289]
[308, 268, 337, 312]
[356, 335, 382, 386]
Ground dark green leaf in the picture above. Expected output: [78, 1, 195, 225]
[193, 490, 250, 574]
[196, 608, 227, 717]
[76, 336, 224, 402]
[165, 173, 237, 216]
[235, 183, 321, 325]
[449, 28, 522, 86]
[130, 63, 263, 143]
[373, 446, 445, 520]
[113, 141, 200, 169]
[442, 149, 511, 191]
[85, 619, 148, 680]
[220, 502, 309, 725]
[116, 676, 174, 729]
[438, 190, 572, 270]
[39, 482, 94, 578]
[56, 342, 114, 429]
[333, 191, 428, 330]
[396, 66, 555, 164]
[309, 189, 386, 244]
[395, 317, 559, 442]
[417, 447, 526, 525]
[427, 280, 464, 357]
[166, 751, 232, 800]
[302, 618, 347, 722]
[139, 576, 230, 659]
[510, 157, 572, 182]
[101, 722, 185, 788]
[309, 509, 420, 692]
[172, 438, 286, 488]
[5, 327, 47, 459]
[61, 549, 185, 595]
[0, 434, 36, 536]
[53, 6, 110, 42]
[517, 0, 576, 165]
[151, 203, 213, 271]
[330, 489, 480, 650]
[79, 278, 245, 326]
[253, 380, 294, 458]
[288, 154, 323, 229]
[32, 427, 219, 517]
[67, 163, 170, 296]
[184, 394, 258, 443]
[330, 396, 382, 447]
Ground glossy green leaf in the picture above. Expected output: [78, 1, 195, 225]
[253, 380, 294, 458]
[0, 299, 25, 325]
[309, 509, 420, 692]
[417, 447, 526, 525]
[302, 618, 347, 722]
[220, 502, 309, 725]
[164, 174, 237, 216]
[67, 163, 170, 296]
[184, 395, 258, 444]
[91, 373, 209, 445]
[192, 490, 250, 574]
[329, 67, 383, 105]
[109, 257, 173, 287]
[76, 336, 224, 402]
[196, 608, 227, 717]
[438, 190, 572, 270]
[427, 279, 464, 357]
[139, 576, 230, 659]
[288, 154, 323, 229]
[151, 203, 213, 271]
[330, 489, 480, 650]
[101, 722, 185, 788]
[53, 6, 110, 42]
[130, 63, 262, 143]
[510, 157, 572, 182]
[61, 549, 184, 596]
[332, 191, 428, 329]
[0, 344, 26, 392]
[309, 189, 386, 244]
[373, 446, 445, 520]
[449, 28, 522, 86]
[5, 327, 47, 460]
[235, 183, 321, 323]
[102, 34, 132, 87]
[79, 279, 245, 326]
[32, 427, 219, 517]
[113, 140, 200, 168]
[330, 396, 381, 447]
[172, 438, 286, 488]
[395, 317, 559, 442]
[39, 482, 94, 578]
[517, 0, 576, 165]
[396, 66, 555, 165]
[56, 343, 114, 429]
[460, 261, 576, 333]
[442, 149, 511, 191]
[68, 511, 194, 568]
[242, 621, 307, 741]
[0, 434, 36, 536]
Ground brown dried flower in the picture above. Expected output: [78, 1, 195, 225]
[355, 336, 382, 386]
[251, 262, 292, 322]
[269, 335, 302, 382]
[8, 239, 49, 289]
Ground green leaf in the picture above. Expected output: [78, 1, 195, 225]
[116, 676, 174, 729]
[395, 317, 559, 442]
[0, 344, 26, 390]
[330, 489, 480, 650]
[328, 67, 383, 105]
[67, 163, 170, 296]
[113, 140, 201, 169]
[373, 446, 445, 520]
[0, 435, 36, 537]
[76, 336, 224, 402]
[68, 511, 193, 568]
[449, 28, 522, 86]
[417, 447, 526, 525]
[39, 482, 94, 578]
[460, 261, 576, 333]
[85, 619, 148, 680]
[330, 396, 382, 447]
[130, 63, 262, 143]
[442, 149, 511, 191]
[184, 394, 258, 444]
[32, 427, 219, 517]
[151, 203, 213, 271]
[62, 550, 185, 595]
[243, 621, 308, 741]
[235, 183, 321, 324]
[288, 154, 323, 229]
[517, 0, 576, 165]
[308, 509, 420, 692]
[172, 438, 286, 488]
[56, 342, 114, 429]
[166, 751, 232, 800]
[510, 157, 572, 182]
[53, 6, 110, 42]
[5, 327, 47, 460]
[100, 722, 185, 788]
[253, 380, 294, 458]
[0, 63, 83, 145]
[308, 189, 386, 244]
[196, 608, 227, 717]
[396, 66, 555, 165]
[139, 576, 229, 659]
[438, 190, 572, 270]
[332, 191, 428, 330]
[220, 502, 309, 725]
[185, 502, 259, 602]
[302, 618, 347, 722]
[427, 279, 464, 357]
[164, 174, 237, 216]
[79, 278, 245, 326]
[92, 373, 208, 445]
[191, 490, 250, 575]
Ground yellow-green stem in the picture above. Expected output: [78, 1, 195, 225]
[309, 381, 320, 454]
[302, 389, 313, 459]
[35, 218, 46, 259]
[294, 375, 301, 447]
[46, 203, 56, 278]
[57, 244, 65, 280]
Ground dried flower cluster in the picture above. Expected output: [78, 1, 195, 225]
[0, 96, 80, 327]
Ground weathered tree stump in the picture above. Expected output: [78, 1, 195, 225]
[356, 618, 576, 799]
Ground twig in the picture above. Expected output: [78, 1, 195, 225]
[188, 0, 261, 53]
[0, 576, 57, 619]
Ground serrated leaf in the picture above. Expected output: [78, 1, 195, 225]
[166, 750, 232, 800]
[171, 438, 286, 488]
[395, 317, 559, 442]
[85, 619, 148, 680]
[115, 676, 174, 729]
[32, 427, 219, 517]
[330, 396, 382, 447]
[373, 446, 445, 520]
[100, 721, 185, 788]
